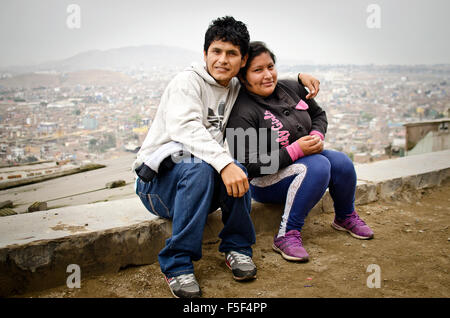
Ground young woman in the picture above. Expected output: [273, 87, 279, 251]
[226, 41, 374, 262]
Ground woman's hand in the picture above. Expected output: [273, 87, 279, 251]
[298, 73, 320, 99]
[296, 135, 323, 156]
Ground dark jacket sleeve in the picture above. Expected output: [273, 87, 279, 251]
[285, 79, 328, 137]
[226, 100, 293, 178]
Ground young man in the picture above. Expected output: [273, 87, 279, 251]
[133, 16, 320, 298]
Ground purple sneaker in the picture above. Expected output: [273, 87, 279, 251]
[332, 211, 374, 240]
[272, 230, 309, 262]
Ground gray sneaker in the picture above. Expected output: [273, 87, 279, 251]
[225, 251, 257, 281]
[165, 273, 201, 298]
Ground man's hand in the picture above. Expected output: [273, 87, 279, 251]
[296, 135, 323, 156]
[220, 162, 249, 198]
[298, 73, 320, 99]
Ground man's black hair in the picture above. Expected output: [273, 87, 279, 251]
[239, 41, 276, 84]
[204, 16, 250, 58]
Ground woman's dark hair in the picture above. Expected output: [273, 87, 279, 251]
[204, 16, 250, 57]
[238, 41, 276, 84]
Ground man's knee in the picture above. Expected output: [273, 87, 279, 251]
[233, 160, 249, 177]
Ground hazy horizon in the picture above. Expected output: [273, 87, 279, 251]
[1, 0, 450, 69]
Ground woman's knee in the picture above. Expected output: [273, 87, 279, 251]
[302, 154, 331, 185]
[327, 151, 356, 178]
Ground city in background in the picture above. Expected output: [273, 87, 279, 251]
[1, 1, 449, 299]
[1, 0, 450, 174]
[0, 61, 449, 169]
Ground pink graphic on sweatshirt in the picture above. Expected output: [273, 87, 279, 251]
[295, 99, 309, 110]
[264, 110, 290, 147]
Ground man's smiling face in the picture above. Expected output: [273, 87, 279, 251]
[204, 40, 247, 87]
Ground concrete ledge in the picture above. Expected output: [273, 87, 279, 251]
[355, 149, 450, 199]
[1, 150, 449, 296]
[0, 163, 106, 191]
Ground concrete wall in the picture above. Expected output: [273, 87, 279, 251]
[404, 118, 450, 151]
[407, 130, 450, 156]
[1, 150, 449, 297]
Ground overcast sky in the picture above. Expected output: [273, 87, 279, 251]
[1, 0, 449, 67]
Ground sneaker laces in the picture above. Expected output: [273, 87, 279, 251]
[284, 230, 303, 245]
[229, 251, 253, 265]
[177, 274, 196, 286]
[346, 212, 367, 226]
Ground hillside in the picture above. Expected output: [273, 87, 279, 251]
[1, 45, 202, 75]
[0, 69, 135, 89]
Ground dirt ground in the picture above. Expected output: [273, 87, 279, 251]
[20, 180, 450, 298]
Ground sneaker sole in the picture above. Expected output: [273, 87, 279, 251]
[331, 222, 374, 240]
[225, 261, 257, 281]
[164, 276, 201, 298]
[272, 243, 309, 262]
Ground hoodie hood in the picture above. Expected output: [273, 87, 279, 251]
[187, 62, 234, 88]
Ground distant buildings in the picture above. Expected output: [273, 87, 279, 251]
[82, 115, 98, 130]
[0, 65, 448, 165]
[278, 64, 449, 163]
[38, 122, 58, 134]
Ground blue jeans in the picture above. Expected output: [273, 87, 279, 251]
[250, 150, 356, 236]
[136, 157, 255, 278]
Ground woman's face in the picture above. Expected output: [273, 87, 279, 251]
[244, 52, 277, 97]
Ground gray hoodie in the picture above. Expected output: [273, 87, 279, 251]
[132, 62, 241, 175]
